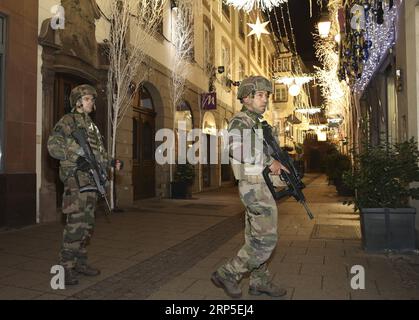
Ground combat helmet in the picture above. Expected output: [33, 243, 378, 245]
[237, 76, 272, 100]
[70, 84, 97, 109]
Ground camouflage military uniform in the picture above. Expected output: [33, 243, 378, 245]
[47, 86, 110, 272]
[216, 106, 278, 288]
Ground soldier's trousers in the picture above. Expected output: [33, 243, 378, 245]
[217, 180, 278, 286]
[60, 177, 97, 269]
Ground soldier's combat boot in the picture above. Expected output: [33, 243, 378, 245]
[249, 282, 287, 297]
[75, 264, 101, 276]
[64, 268, 79, 286]
[211, 271, 242, 299]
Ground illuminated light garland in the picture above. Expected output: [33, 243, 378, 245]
[295, 107, 322, 115]
[224, 0, 288, 13]
[315, 0, 350, 119]
[283, 3, 314, 106]
[279, 1, 319, 124]
[276, 75, 313, 86]
[327, 117, 343, 124]
[309, 124, 328, 130]
[353, 1, 400, 94]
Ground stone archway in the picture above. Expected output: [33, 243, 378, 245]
[132, 85, 157, 200]
[130, 81, 165, 200]
[38, 2, 108, 222]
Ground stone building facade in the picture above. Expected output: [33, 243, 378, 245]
[33, 0, 279, 224]
[0, 1, 39, 227]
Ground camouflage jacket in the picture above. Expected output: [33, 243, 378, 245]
[47, 111, 110, 183]
[228, 106, 274, 180]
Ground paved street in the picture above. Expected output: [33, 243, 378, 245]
[0, 174, 418, 300]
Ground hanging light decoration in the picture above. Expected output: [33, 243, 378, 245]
[224, 0, 288, 13]
[275, 75, 313, 86]
[247, 16, 270, 40]
[288, 81, 301, 96]
[318, 9, 331, 38]
[295, 107, 322, 115]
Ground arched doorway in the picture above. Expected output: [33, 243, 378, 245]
[133, 85, 156, 200]
[38, 2, 108, 223]
[202, 111, 217, 188]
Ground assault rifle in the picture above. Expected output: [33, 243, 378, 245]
[257, 121, 314, 220]
[72, 128, 112, 222]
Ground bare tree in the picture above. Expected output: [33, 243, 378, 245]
[106, 0, 166, 209]
[170, 0, 194, 180]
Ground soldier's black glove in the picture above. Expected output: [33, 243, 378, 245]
[76, 156, 91, 172]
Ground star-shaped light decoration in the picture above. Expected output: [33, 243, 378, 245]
[225, 0, 288, 13]
[247, 17, 270, 41]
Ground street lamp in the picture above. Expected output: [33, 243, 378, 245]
[318, 9, 331, 38]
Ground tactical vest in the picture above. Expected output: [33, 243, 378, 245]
[229, 109, 266, 183]
[71, 113, 105, 158]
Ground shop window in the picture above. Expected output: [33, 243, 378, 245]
[139, 86, 154, 110]
[274, 84, 288, 103]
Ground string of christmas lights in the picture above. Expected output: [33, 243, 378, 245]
[338, 0, 402, 96]
[278, 2, 320, 124]
[284, 2, 315, 109]
[315, 0, 350, 129]
[354, 1, 400, 94]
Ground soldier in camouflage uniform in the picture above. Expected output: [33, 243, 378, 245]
[211, 76, 289, 298]
[47, 84, 122, 285]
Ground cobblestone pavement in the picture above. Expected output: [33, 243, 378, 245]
[0, 173, 418, 300]
[72, 213, 244, 300]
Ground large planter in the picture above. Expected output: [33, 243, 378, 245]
[360, 208, 417, 252]
[171, 181, 192, 199]
[334, 177, 354, 196]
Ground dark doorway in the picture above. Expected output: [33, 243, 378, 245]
[202, 134, 211, 188]
[133, 86, 156, 200]
[308, 148, 321, 172]
[202, 134, 217, 188]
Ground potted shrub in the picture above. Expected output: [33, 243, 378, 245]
[323, 147, 353, 196]
[171, 163, 195, 199]
[333, 153, 353, 196]
[322, 144, 339, 184]
[343, 138, 419, 252]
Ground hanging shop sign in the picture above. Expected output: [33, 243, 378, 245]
[201, 92, 217, 110]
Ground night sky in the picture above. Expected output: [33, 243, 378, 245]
[270, 0, 322, 67]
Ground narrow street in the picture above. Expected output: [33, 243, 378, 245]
[0, 173, 417, 300]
